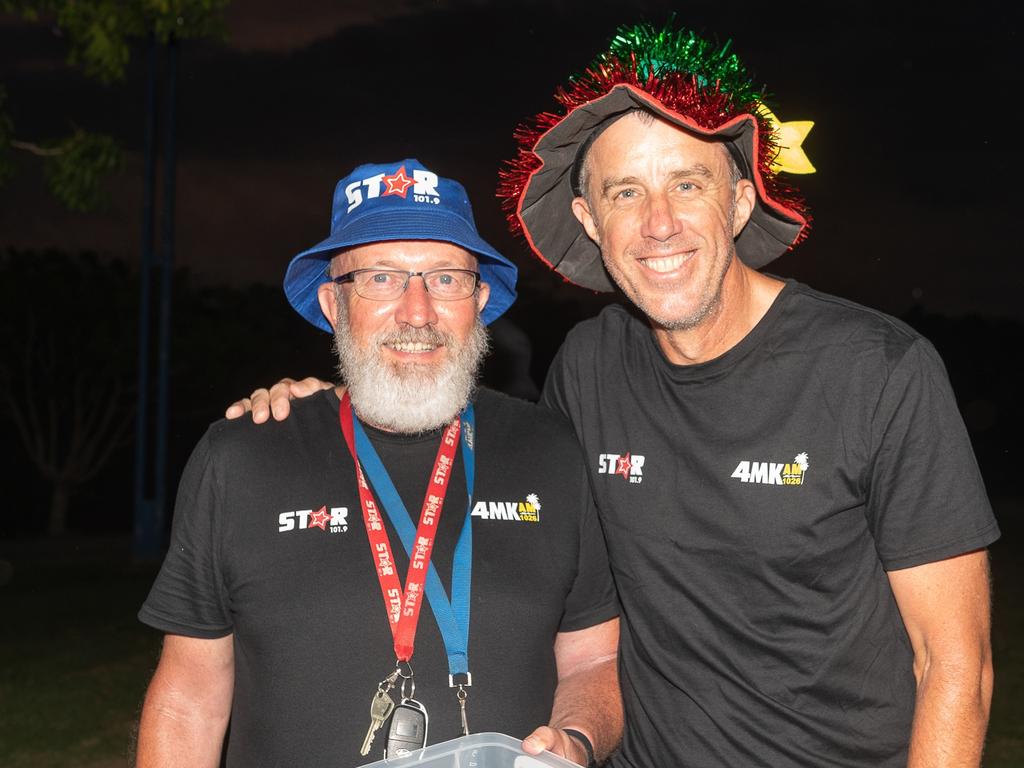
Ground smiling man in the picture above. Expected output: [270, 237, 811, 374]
[322, 239, 491, 434]
[570, 112, 758, 345]
[136, 159, 622, 767]
[501, 24, 999, 768]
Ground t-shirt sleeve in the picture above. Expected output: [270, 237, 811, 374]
[540, 339, 578, 424]
[557, 455, 620, 632]
[865, 338, 1000, 570]
[541, 333, 617, 630]
[138, 429, 233, 637]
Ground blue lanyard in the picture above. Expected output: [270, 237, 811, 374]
[352, 407, 475, 677]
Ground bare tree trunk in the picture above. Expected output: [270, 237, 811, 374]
[49, 482, 70, 536]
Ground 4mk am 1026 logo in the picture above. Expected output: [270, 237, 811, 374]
[730, 452, 809, 486]
[470, 493, 541, 522]
[278, 505, 349, 534]
[597, 452, 645, 483]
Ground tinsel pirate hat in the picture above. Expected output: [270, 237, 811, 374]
[498, 22, 814, 292]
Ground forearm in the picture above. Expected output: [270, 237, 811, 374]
[888, 551, 995, 768]
[135, 635, 234, 768]
[136, 678, 231, 768]
[906, 655, 994, 767]
[548, 656, 623, 763]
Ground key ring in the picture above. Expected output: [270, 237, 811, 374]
[395, 660, 414, 679]
[400, 675, 416, 702]
[377, 666, 400, 694]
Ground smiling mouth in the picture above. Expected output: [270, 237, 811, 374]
[639, 252, 694, 273]
[387, 341, 440, 354]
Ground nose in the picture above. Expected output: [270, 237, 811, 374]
[393, 274, 439, 328]
[640, 190, 681, 241]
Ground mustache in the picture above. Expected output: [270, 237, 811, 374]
[375, 325, 451, 347]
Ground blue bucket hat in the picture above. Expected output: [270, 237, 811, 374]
[284, 158, 518, 332]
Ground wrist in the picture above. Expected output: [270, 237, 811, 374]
[561, 727, 596, 767]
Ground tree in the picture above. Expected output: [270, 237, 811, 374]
[0, 0, 228, 210]
[0, 250, 137, 535]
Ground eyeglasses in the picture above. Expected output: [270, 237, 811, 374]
[332, 268, 481, 301]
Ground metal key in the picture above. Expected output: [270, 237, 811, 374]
[359, 690, 395, 756]
[384, 698, 429, 758]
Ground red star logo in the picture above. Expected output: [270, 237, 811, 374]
[381, 166, 416, 198]
[309, 505, 330, 531]
[614, 453, 633, 480]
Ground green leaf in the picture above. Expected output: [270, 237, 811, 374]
[2, 0, 229, 208]
[56, 0, 138, 84]
[43, 130, 123, 212]
[141, 0, 229, 43]
[8, 0, 229, 84]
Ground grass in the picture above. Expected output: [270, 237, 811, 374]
[0, 537, 161, 768]
[0, 496, 1021, 767]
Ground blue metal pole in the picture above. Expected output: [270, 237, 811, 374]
[132, 33, 159, 560]
[153, 36, 178, 547]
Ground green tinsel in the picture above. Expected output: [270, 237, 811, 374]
[600, 21, 764, 107]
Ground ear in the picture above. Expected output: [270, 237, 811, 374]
[732, 179, 757, 236]
[475, 279, 491, 316]
[317, 281, 341, 332]
[571, 196, 601, 245]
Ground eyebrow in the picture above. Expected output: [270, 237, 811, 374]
[600, 165, 717, 197]
[671, 164, 715, 180]
[600, 176, 642, 196]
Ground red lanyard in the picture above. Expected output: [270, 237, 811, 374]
[339, 392, 461, 663]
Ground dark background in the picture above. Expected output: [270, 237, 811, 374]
[1, 0, 1020, 536]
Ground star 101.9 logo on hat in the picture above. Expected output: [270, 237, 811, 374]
[344, 165, 441, 213]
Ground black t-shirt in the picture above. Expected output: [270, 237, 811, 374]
[542, 280, 999, 768]
[139, 387, 618, 767]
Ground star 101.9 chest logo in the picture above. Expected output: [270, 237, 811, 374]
[597, 452, 645, 483]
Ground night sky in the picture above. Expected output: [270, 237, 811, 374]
[2, 0, 1021, 324]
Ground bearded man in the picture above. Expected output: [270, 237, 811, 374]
[135, 159, 622, 768]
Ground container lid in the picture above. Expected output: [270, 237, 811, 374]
[357, 731, 580, 768]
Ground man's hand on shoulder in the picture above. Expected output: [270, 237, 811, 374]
[224, 377, 333, 423]
[523, 726, 592, 766]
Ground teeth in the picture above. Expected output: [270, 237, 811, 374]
[642, 253, 689, 273]
[390, 342, 437, 353]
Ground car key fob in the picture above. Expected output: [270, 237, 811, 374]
[384, 699, 428, 758]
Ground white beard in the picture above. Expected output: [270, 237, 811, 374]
[333, 299, 489, 434]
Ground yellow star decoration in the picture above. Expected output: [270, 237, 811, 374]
[761, 106, 816, 174]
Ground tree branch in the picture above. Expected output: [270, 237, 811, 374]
[10, 139, 64, 157]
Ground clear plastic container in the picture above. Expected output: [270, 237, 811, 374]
[357, 731, 579, 768]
